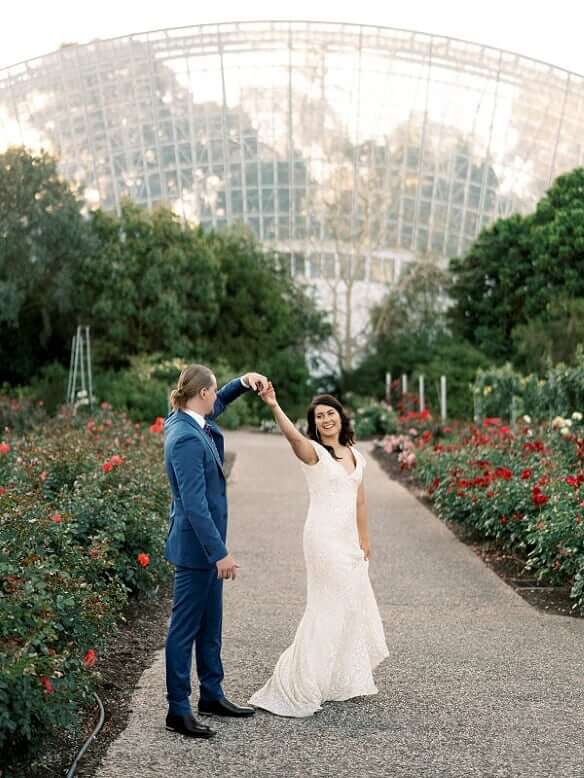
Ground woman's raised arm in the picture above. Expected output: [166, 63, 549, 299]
[259, 382, 318, 465]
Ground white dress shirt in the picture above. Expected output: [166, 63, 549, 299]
[184, 408, 206, 428]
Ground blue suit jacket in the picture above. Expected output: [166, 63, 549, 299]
[163, 378, 250, 569]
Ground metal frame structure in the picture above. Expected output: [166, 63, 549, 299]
[2, 20, 584, 288]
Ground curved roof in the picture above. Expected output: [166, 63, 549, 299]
[1, 20, 583, 273]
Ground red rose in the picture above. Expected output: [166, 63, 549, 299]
[102, 461, 113, 473]
[40, 676, 55, 694]
[0, 487, 6, 496]
[495, 467, 513, 480]
[150, 417, 165, 434]
[532, 492, 549, 506]
[109, 455, 123, 467]
[0, 442, 11, 455]
[84, 649, 97, 668]
[521, 469, 532, 480]
[500, 516, 509, 525]
[137, 552, 150, 568]
[50, 513, 63, 524]
[565, 476, 579, 488]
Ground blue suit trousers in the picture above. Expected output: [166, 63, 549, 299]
[165, 566, 224, 715]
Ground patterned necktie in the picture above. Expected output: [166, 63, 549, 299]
[203, 423, 221, 461]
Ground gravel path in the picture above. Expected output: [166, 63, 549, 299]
[96, 431, 584, 778]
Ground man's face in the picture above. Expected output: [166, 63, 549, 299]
[200, 375, 218, 415]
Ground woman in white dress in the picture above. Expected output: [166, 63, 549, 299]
[249, 385, 388, 717]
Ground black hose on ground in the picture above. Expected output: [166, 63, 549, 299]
[66, 692, 106, 778]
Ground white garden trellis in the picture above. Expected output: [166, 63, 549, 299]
[66, 325, 95, 408]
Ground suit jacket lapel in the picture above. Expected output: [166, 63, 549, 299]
[177, 411, 226, 480]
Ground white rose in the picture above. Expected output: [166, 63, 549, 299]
[522, 415, 532, 424]
[551, 416, 565, 430]
[572, 412, 583, 421]
[564, 419, 573, 427]
[560, 427, 571, 436]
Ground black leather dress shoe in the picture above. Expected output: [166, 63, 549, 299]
[198, 697, 256, 718]
[165, 711, 216, 738]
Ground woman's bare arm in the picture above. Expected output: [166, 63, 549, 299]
[259, 382, 318, 465]
[356, 480, 370, 560]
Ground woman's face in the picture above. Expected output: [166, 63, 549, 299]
[314, 404, 342, 440]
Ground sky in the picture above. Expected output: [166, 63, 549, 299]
[1, 0, 583, 75]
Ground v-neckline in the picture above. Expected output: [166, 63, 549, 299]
[313, 440, 357, 476]
[332, 445, 357, 477]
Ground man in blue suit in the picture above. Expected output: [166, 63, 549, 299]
[163, 364, 267, 739]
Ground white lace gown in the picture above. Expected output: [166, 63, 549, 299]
[249, 440, 389, 717]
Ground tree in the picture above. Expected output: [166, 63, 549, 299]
[447, 213, 533, 362]
[206, 226, 330, 414]
[527, 168, 584, 317]
[75, 200, 224, 367]
[512, 297, 584, 374]
[0, 147, 89, 383]
[343, 258, 489, 417]
[371, 259, 451, 346]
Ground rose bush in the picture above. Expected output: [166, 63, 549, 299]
[0, 401, 170, 760]
[378, 414, 584, 614]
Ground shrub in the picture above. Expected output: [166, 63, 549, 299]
[351, 399, 399, 438]
[0, 404, 170, 761]
[382, 415, 584, 614]
[473, 348, 584, 423]
[0, 395, 48, 436]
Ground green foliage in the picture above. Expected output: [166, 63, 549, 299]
[473, 351, 584, 422]
[448, 213, 533, 362]
[512, 297, 584, 374]
[15, 362, 69, 416]
[449, 168, 584, 369]
[407, 418, 584, 614]
[76, 201, 224, 367]
[350, 399, 398, 438]
[0, 150, 328, 417]
[0, 406, 170, 760]
[95, 355, 170, 422]
[0, 147, 90, 383]
[425, 338, 491, 420]
[0, 395, 48, 436]
[528, 168, 584, 316]
[204, 226, 329, 413]
[344, 259, 489, 420]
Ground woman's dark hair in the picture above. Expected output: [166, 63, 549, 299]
[306, 394, 355, 460]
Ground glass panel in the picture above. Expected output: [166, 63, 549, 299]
[292, 253, 306, 277]
[323, 253, 336, 279]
